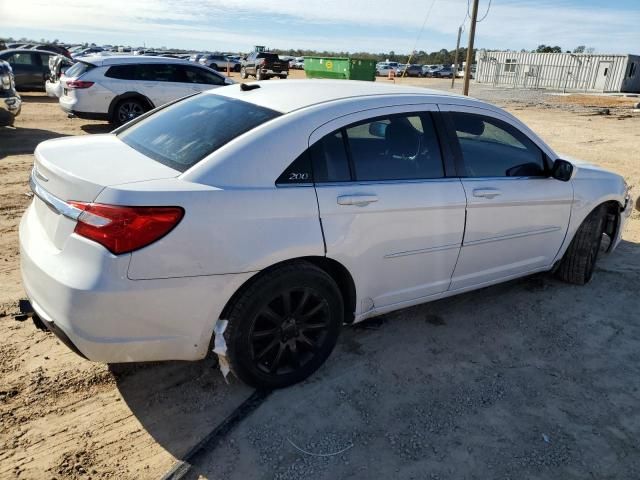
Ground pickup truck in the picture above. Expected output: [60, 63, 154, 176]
[240, 52, 289, 80]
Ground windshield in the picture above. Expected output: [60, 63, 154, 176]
[64, 61, 94, 78]
[117, 93, 281, 172]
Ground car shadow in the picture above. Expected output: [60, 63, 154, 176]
[113, 357, 253, 463]
[114, 238, 640, 476]
[80, 123, 113, 134]
[18, 92, 58, 103]
[0, 127, 70, 159]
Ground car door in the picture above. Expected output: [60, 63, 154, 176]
[135, 63, 188, 106]
[310, 107, 467, 315]
[179, 65, 227, 93]
[6, 52, 41, 88]
[442, 106, 573, 290]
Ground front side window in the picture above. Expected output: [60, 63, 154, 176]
[118, 94, 281, 172]
[450, 112, 546, 177]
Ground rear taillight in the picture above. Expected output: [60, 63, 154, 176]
[68, 202, 184, 255]
[66, 80, 94, 89]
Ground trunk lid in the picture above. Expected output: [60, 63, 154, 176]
[31, 134, 180, 249]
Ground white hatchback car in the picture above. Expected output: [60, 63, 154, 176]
[58, 55, 233, 125]
[20, 80, 632, 388]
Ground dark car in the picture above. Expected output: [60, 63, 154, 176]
[0, 49, 60, 90]
[240, 51, 289, 80]
[0, 60, 22, 126]
[31, 44, 71, 58]
[396, 64, 424, 77]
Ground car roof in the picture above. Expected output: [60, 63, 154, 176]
[77, 55, 189, 66]
[0, 48, 56, 55]
[212, 79, 469, 113]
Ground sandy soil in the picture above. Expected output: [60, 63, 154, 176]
[0, 80, 639, 479]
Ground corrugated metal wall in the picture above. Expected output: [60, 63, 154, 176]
[475, 51, 639, 93]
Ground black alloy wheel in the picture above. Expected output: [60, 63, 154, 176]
[224, 261, 343, 389]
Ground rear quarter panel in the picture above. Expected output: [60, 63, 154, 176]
[94, 179, 324, 279]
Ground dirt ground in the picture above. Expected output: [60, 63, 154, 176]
[1, 75, 639, 480]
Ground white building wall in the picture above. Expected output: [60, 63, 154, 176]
[475, 51, 639, 93]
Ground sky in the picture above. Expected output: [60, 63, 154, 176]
[1, 0, 639, 54]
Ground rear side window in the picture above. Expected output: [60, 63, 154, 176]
[450, 112, 546, 177]
[65, 61, 95, 78]
[136, 63, 182, 82]
[258, 53, 279, 61]
[8, 53, 39, 65]
[308, 113, 444, 183]
[104, 64, 136, 80]
[117, 94, 281, 172]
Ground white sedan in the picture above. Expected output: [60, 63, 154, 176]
[19, 80, 633, 388]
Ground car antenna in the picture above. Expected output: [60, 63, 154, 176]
[240, 83, 261, 91]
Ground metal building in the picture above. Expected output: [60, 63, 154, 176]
[475, 51, 640, 93]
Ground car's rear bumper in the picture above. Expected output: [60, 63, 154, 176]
[259, 69, 288, 76]
[19, 202, 255, 363]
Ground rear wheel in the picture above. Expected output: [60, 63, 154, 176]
[224, 261, 343, 389]
[113, 98, 147, 126]
[556, 206, 607, 285]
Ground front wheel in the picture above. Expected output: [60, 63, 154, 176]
[240, 67, 248, 79]
[556, 206, 606, 285]
[224, 261, 343, 389]
[256, 69, 263, 80]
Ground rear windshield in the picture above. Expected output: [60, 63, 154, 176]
[258, 53, 279, 60]
[117, 94, 281, 172]
[64, 61, 94, 78]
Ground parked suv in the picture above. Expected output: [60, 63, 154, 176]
[0, 60, 21, 126]
[199, 54, 240, 72]
[241, 52, 288, 80]
[58, 56, 234, 125]
[0, 49, 60, 90]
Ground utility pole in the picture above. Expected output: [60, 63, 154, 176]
[451, 25, 462, 89]
[463, 0, 479, 96]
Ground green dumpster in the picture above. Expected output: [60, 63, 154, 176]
[304, 57, 377, 81]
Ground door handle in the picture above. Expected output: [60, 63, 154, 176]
[337, 194, 378, 206]
[472, 188, 502, 199]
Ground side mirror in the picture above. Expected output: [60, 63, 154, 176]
[368, 121, 387, 138]
[552, 159, 574, 182]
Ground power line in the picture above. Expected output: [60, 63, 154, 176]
[476, 0, 492, 22]
[400, 0, 438, 77]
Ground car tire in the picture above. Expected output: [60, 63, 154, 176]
[240, 67, 248, 79]
[556, 205, 606, 285]
[279, 75, 287, 79]
[256, 69, 263, 81]
[234, 64, 241, 72]
[112, 98, 147, 126]
[223, 261, 343, 389]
